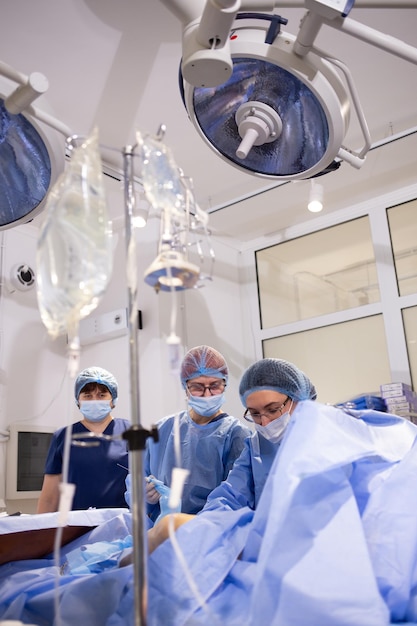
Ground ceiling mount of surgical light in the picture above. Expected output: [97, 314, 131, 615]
[162, 0, 417, 180]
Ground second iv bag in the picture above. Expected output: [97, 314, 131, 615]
[36, 128, 113, 339]
[137, 130, 185, 220]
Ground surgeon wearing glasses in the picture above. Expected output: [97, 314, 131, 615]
[136, 345, 251, 522]
[147, 357, 317, 553]
[201, 357, 317, 514]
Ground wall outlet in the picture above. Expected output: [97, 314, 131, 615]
[79, 308, 128, 345]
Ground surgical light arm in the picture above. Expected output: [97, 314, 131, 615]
[160, 0, 276, 86]
[162, 0, 417, 90]
[0, 59, 73, 138]
[294, 0, 417, 63]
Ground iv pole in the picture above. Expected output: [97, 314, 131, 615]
[122, 144, 158, 626]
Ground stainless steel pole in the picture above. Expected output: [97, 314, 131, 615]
[123, 144, 147, 626]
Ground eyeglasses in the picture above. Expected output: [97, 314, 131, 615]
[186, 381, 226, 396]
[243, 397, 290, 423]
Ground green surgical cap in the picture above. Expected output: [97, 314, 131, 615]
[239, 358, 317, 405]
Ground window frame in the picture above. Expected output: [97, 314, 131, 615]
[241, 183, 417, 390]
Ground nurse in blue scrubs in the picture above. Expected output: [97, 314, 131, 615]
[37, 366, 130, 512]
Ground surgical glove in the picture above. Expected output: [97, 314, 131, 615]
[149, 476, 182, 524]
[146, 475, 161, 504]
[124, 473, 132, 508]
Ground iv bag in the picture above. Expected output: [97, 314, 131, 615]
[136, 130, 186, 220]
[36, 128, 113, 339]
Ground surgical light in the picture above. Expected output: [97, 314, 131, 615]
[0, 61, 68, 229]
[0, 98, 52, 228]
[162, 0, 417, 180]
[179, 12, 367, 179]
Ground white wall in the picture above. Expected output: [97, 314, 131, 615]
[0, 225, 72, 512]
[0, 184, 250, 512]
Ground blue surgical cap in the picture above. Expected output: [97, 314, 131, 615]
[239, 358, 317, 405]
[180, 345, 228, 388]
[75, 366, 118, 402]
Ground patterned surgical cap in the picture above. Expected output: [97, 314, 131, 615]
[180, 345, 228, 388]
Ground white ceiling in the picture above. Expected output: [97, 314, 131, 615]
[1, 0, 417, 246]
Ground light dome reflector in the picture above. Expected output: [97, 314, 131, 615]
[182, 21, 351, 180]
[0, 98, 52, 228]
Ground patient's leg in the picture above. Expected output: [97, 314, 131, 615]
[148, 513, 195, 554]
[119, 512, 195, 567]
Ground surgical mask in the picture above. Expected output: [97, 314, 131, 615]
[255, 402, 293, 443]
[187, 392, 225, 418]
[79, 400, 112, 422]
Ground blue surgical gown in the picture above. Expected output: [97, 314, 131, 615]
[202, 430, 279, 512]
[144, 410, 251, 521]
[147, 401, 417, 626]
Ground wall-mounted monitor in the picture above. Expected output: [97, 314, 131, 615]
[6, 423, 56, 500]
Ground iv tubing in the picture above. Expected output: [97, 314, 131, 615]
[53, 345, 79, 626]
[167, 513, 222, 625]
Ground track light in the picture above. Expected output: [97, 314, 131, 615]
[132, 198, 150, 228]
[308, 179, 324, 213]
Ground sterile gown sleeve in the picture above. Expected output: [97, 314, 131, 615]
[144, 411, 251, 521]
[202, 440, 256, 512]
[124, 440, 160, 519]
[143, 436, 160, 521]
[201, 432, 280, 513]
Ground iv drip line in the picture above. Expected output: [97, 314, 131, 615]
[52, 355, 79, 626]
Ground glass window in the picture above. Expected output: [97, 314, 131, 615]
[387, 200, 417, 297]
[256, 216, 379, 329]
[403, 306, 417, 390]
[262, 315, 391, 405]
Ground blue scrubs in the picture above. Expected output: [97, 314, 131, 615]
[144, 410, 251, 521]
[202, 430, 280, 512]
[44, 418, 130, 510]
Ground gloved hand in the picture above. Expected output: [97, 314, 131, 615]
[124, 473, 162, 508]
[124, 473, 132, 508]
[145, 475, 161, 505]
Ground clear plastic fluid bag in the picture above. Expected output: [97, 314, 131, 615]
[36, 128, 113, 340]
[136, 129, 185, 221]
